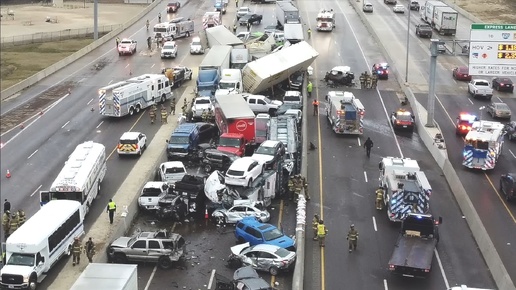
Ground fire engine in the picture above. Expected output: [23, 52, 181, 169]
[316, 9, 335, 31]
[379, 157, 432, 222]
[462, 120, 505, 170]
[325, 91, 365, 135]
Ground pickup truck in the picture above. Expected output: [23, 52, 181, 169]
[244, 94, 283, 115]
[388, 213, 442, 278]
[415, 24, 432, 38]
[468, 79, 494, 100]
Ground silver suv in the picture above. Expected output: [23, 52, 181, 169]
[107, 229, 185, 269]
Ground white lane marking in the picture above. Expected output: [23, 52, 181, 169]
[467, 98, 473, 105]
[87, 98, 94, 105]
[364, 171, 368, 182]
[27, 149, 38, 159]
[372, 216, 377, 231]
[30, 185, 42, 197]
[61, 121, 70, 129]
[338, 52, 341, 57]
[383, 279, 388, 290]
[96, 121, 104, 129]
[207, 269, 216, 289]
[435, 95, 455, 125]
[78, 78, 87, 83]
[125, 63, 130, 68]
[357, 137, 361, 147]
[435, 249, 450, 289]
[336, 0, 404, 158]
[108, 80, 113, 85]
[496, 96, 503, 102]
[143, 265, 158, 290]
[151, 63, 155, 68]
[1, 95, 66, 146]
[509, 149, 516, 159]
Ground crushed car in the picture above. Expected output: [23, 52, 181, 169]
[324, 66, 355, 86]
[215, 266, 273, 290]
[212, 200, 270, 224]
[228, 242, 296, 275]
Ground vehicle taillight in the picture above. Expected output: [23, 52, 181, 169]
[396, 120, 401, 124]
[281, 261, 287, 266]
[460, 125, 466, 130]
[468, 126, 471, 130]
[385, 70, 389, 74]
[424, 269, 430, 272]
[389, 264, 395, 270]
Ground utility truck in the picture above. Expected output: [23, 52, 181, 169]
[388, 213, 442, 278]
[325, 91, 365, 135]
[275, 1, 300, 29]
[99, 74, 172, 117]
[197, 45, 232, 97]
[432, 6, 458, 35]
[379, 157, 432, 222]
[242, 41, 318, 94]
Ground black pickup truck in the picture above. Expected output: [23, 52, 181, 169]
[388, 213, 442, 278]
[415, 24, 433, 38]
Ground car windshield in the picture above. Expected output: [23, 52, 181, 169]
[227, 169, 245, 176]
[274, 247, 291, 258]
[191, 41, 201, 46]
[7, 253, 35, 266]
[121, 40, 132, 44]
[219, 138, 241, 147]
[219, 82, 236, 89]
[397, 113, 412, 121]
[163, 45, 175, 50]
[155, 27, 167, 32]
[263, 228, 284, 241]
[284, 95, 300, 102]
[255, 146, 275, 155]
[165, 167, 185, 174]
[495, 103, 509, 110]
[196, 99, 211, 105]
[169, 136, 189, 144]
[120, 139, 137, 144]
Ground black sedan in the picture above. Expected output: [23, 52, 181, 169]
[499, 173, 516, 201]
[239, 14, 263, 25]
[492, 77, 514, 93]
[288, 71, 304, 90]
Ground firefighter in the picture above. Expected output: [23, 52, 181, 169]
[371, 73, 378, 89]
[147, 36, 152, 50]
[84, 237, 95, 263]
[365, 71, 372, 89]
[312, 99, 319, 116]
[160, 106, 168, 124]
[9, 212, 19, 235]
[201, 109, 208, 122]
[72, 237, 82, 266]
[170, 98, 176, 115]
[364, 137, 374, 158]
[181, 104, 188, 116]
[2, 210, 10, 239]
[233, 23, 237, 33]
[207, 107, 214, 122]
[158, 12, 162, 23]
[312, 214, 320, 240]
[246, 22, 251, 32]
[288, 176, 296, 201]
[115, 37, 120, 48]
[317, 220, 328, 247]
[375, 187, 384, 210]
[17, 209, 26, 226]
[293, 175, 303, 202]
[149, 107, 156, 124]
[359, 72, 366, 89]
[300, 175, 310, 200]
[347, 224, 359, 252]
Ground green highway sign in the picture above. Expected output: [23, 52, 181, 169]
[471, 24, 516, 30]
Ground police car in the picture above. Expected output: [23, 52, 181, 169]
[455, 113, 478, 136]
[391, 109, 415, 130]
[117, 132, 147, 156]
[372, 63, 389, 80]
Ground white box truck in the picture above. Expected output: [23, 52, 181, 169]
[231, 47, 249, 69]
[71, 263, 137, 290]
[432, 6, 458, 35]
[420, 0, 447, 25]
[275, 1, 300, 29]
[242, 41, 318, 94]
[197, 45, 232, 97]
[284, 23, 304, 44]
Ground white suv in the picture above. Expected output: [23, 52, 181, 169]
[245, 94, 282, 115]
[192, 96, 213, 119]
[161, 41, 178, 58]
[190, 37, 205, 54]
[283, 91, 302, 106]
[236, 7, 251, 19]
[117, 132, 147, 156]
[138, 182, 169, 211]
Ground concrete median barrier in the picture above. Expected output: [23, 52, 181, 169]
[1, 0, 163, 101]
[348, 0, 515, 289]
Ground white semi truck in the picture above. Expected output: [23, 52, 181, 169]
[420, 0, 447, 25]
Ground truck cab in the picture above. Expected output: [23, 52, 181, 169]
[166, 123, 200, 161]
[216, 69, 243, 96]
[218, 133, 246, 156]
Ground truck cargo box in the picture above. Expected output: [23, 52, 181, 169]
[206, 26, 244, 47]
[71, 263, 137, 290]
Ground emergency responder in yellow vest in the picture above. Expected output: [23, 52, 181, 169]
[317, 220, 328, 247]
[9, 212, 19, 235]
[288, 176, 296, 201]
[72, 237, 82, 266]
[307, 81, 313, 98]
[149, 108, 156, 124]
[161, 106, 168, 124]
[312, 214, 320, 240]
[170, 98, 176, 115]
[84, 237, 95, 263]
[106, 199, 116, 224]
[17, 209, 26, 226]
[2, 211, 10, 239]
[300, 175, 310, 200]
[347, 224, 359, 252]
[375, 187, 384, 210]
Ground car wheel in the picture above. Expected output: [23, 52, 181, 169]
[186, 32, 190, 37]
[158, 256, 173, 269]
[509, 134, 513, 141]
[269, 266, 279, 276]
[135, 105, 141, 114]
[161, 96, 166, 103]
[112, 253, 127, 264]
[500, 181, 503, 191]
[204, 164, 212, 173]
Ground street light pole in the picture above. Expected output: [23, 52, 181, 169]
[93, 0, 99, 40]
[426, 39, 442, 127]
[404, 4, 411, 83]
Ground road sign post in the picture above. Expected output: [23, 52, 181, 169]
[469, 24, 516, 77]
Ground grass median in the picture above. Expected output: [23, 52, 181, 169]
[0, 38, 94, 91]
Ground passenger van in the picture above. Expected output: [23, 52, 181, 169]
[0, 200, 84, 289]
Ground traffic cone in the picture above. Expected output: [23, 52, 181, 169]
[6, 170, 11, 178]
[204, 208, 209, 219]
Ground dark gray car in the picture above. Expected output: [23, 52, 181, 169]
[500, 173, 516, 201]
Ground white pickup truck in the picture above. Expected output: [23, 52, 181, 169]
[468, 79, 493, 100]
[244, 94, 283, 115]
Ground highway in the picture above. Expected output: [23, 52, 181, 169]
[299, 0, 498, 289]
[358, 0, 516, 284]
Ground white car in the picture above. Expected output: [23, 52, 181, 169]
[158, 161, 187, 186]
[236, 7, 251, 19]
[363, 2, 374, 12]
[251, 140, 285, 169]
[138, 182, 169, 211]
[212, 200, 270, 224]
[225, 157, 264, 187]
[118, 38, 137, 55]
[161, 41, 178, 58]
[393, 4, 405, 13]
[190, 37, 205, 54]
[117, 132, 147, 156]
[229, 243, 296, 276]
[244, 94, 283, 114]
[192, 96, 213, 119]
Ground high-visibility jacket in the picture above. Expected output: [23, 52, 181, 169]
[312, 218, 319, 230]
[2, 213, 10, 227]
[317, 224, 327, 236]
[348, 229, 359, 241]
[376, 189, 384, 201]
[108, 202, 116, 211]
[307, 82, 313, 93]
[312, 100, 319, 106]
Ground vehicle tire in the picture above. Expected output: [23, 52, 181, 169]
[129, 107, 134, 116]
[135, 105, 141, 114]
[178, 80, 183, 87]
[269, 266, 279, 276]
[155, 170, 162, 181]
[509, 134, 513, 141]
[186, 32, 190, 37]
[66, 244, 72, 256]
[488, 96, 492, 100]
[28, 276, 37, 290]
[161, 95, 166, 103]
[510, 88, 514, 93]
[204, 164, 212, 173]
[119, 52, 122, 56]
[97, 183, 101, 197]
[158, 256, 173, 269]
[228, 257, 243, 268]
[500, 181, 503, 191]
[112, 253, 127, 264]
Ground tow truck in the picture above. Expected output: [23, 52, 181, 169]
[455, 113, 478, 136]
[391, 109, 415, 131]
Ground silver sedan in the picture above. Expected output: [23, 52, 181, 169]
[229, 243, 296, 276]
[487, 102, 511, 119]
[212, 202, 270, 224]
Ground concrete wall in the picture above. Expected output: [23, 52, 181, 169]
[347, 0, 515, 289]
[0, 0, 162, 101]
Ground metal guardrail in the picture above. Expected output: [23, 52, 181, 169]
[0, 24, 122, 47]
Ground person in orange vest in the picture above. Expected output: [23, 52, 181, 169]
[312, 99, 319, 116]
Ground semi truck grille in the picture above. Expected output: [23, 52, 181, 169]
[2, 274, 24, 284]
